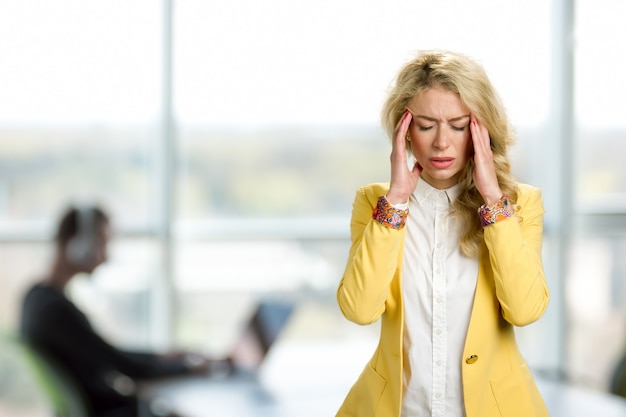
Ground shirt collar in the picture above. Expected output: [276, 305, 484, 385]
[412, 177, 464, 205]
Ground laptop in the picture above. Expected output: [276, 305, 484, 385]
[140, 300, 295, 415]
[217, 300, 295, 378]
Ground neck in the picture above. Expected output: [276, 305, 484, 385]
[43, 256, 78, 291]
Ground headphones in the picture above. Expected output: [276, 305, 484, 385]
[65, 206, 99, 267]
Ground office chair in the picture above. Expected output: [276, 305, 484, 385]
[17, 339, 92, 417]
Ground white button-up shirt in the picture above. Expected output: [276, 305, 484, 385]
[399, 179, 479, 417]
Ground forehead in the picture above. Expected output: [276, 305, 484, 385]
[407, 87, 469, 117]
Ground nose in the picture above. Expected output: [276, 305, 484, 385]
[433, 127, 450, 150]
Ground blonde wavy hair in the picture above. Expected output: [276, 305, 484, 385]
[381, 50, 519, 258]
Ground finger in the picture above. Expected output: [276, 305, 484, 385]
[470, 117, 483, 146]
[470, 118, 490, 158]
[396, 108, 412, 129]
[394, 109, 412, 148]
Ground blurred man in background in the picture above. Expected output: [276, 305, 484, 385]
[20, 205, 218, 417]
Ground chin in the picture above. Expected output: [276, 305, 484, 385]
[426, 170, 453, 180]
[425, 172, 462, 188]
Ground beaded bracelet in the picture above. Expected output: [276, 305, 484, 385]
[478, 194, 513, 227]
[372, 196, 408, 230]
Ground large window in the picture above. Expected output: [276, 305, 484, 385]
[169, 0, 557, 358]
[2, 1, 623, 408]
[567, 0, 626, 390]
[0, 1, 163, 347]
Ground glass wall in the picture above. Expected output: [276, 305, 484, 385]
[567, 0, 626, 390]
[0, 1, 163, 348]
[1, 0, 624, 407]
[169, 0, 557, 361]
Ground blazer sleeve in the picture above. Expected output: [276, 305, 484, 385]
[337, 184, 406, 325]
[483, 184, 550, 326]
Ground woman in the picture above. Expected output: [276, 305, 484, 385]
[336, 50, 549, 417]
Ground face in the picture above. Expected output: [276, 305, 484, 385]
[406, 87, 473, 189]
[75, 222, 110, 274]
[90, 223, 110, 271]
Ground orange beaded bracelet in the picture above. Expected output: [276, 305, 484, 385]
[372, 196, 408, 230]
[478, 194, 513, 227]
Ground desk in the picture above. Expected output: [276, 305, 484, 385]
[141, 340, 626, 417]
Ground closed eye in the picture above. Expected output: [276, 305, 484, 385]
[451, 125, 467, 132]
[419, 125, 434, 131]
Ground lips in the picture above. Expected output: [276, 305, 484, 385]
[430, 157, 454, 169]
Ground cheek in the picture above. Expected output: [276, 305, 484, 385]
[460, 132, 473, 157]
[95, 242, 108, 263]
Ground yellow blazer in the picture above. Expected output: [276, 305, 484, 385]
[336, 182, 550, 417]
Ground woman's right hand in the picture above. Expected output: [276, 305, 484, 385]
[387, 109, 421, 204]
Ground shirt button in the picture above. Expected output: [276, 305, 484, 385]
[466, 355, 479, 364]
[436, 329, 442, 335]
[436, 296, 443, 303]
[436, 360, 442, 366]
[435, 392, 442, 399]
[437, 242, 443, 248]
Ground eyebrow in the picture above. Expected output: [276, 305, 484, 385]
[411, 114, 471, 123]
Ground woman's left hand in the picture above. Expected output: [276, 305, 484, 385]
[470, 116, 503, 204]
